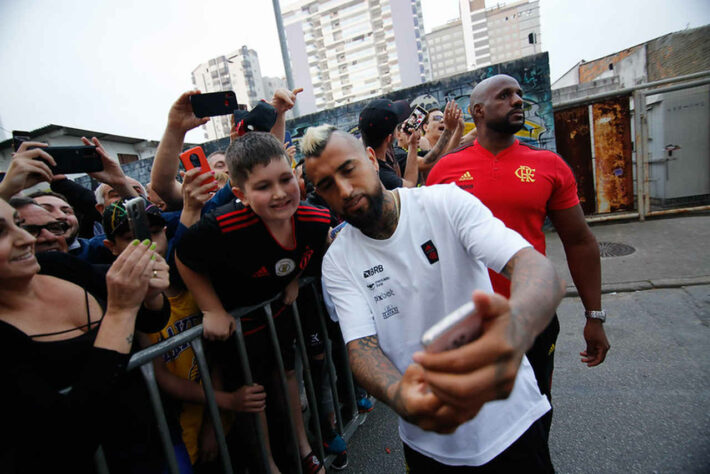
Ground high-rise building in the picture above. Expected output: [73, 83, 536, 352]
[281, 0, 430, 115]
[192, 46, 266, 140]
[426, 20, 468, 79]
[427, 0, 541, 79]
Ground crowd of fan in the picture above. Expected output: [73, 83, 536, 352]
[0, 88, 469, 474]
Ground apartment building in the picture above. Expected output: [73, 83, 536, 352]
[191, 46, 266, 140]
[281, 0, 430, 115]
[427, 0, 541, 79]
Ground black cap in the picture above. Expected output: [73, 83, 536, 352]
[359, 99, 411, 148]
[233, 101, 278, 133]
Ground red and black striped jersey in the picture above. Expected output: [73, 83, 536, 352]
[176, 200, 330, 311]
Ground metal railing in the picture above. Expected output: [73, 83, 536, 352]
[92, 277, 366, 473]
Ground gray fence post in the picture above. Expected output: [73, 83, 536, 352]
[190, 337, 234, 473]
[262, 304, 304, 474]
[233, 317, 273, 474]
[291, 289, 326, 463]
[139, 362, 180, 474]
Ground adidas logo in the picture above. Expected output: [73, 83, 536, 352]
[459, 171, 474, 181]
[252, 266, 270, 278]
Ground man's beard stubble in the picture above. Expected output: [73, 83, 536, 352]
[341, 185, 385, 231]
[487, 109, 525, 135]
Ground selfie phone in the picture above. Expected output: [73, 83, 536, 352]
[190, 91, 238, 118]
[420, 301, 482, 353]
[402, 105, 428, 133]
[37, 146, 104, 175]
[179, 146, 217, 189]
[125, 197, 152, 242]
[12, 130, 31, 152]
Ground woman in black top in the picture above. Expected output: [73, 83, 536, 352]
[0, 198, 171, 473]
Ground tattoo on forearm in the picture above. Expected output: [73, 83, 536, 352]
[506, 248, 564, 351]
[424, 129, 454, 164]
[348, 335, 403, 411]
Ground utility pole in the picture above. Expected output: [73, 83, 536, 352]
[272, 0, 299, 116]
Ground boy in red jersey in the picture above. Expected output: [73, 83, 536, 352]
[176, 131, 328, 473]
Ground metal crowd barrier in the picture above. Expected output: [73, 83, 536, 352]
[91, 277, 368, 473]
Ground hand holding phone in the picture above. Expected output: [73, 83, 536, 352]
[403, 105, 428, 134]
[421, 301, 482, 353]
[179, 146, 217, 191]
[41, 146, 104, 175]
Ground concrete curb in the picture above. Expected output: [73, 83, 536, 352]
[564, 275, 710, 297]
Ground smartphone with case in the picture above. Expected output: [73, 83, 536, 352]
[41, 146, 103, 174]
[190, 91, 238, 118]
[402, 105, 428, 133]
[179, 146, 217, 189]
[125, 197, 152, 242]
[12, 130, 31, 152]
[421, 301, 482, 353]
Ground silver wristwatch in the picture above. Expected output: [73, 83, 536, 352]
[585, 310, 606, 323]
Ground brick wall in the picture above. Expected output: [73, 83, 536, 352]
[578, 45, 643, 83]
[646, 25, 710, 82]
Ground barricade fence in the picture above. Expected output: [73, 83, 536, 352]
[89, 277, 367, 474]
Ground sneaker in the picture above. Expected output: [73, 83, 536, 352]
[301, 451, 323, 474]
[323, 431, 347, 455]
[331, 451, 348, 471]
[357, 396, 373, 413]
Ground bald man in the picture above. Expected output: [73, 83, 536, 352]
[427, 74, 610, 438]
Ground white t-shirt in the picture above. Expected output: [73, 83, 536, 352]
[322, 184, 550, 466]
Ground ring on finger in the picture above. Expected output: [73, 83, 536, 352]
[152, 270, 158, 278]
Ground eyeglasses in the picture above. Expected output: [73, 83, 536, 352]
[22, 221, 69, 237]
[430, 115, 444, 122]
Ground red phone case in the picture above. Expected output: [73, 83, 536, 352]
[179, 146, 217, 188]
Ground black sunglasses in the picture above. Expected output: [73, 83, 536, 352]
[22, 221, 69, 237]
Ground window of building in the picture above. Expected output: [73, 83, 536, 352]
[117, 153, 138, 165]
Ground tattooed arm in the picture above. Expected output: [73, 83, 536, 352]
[348, 334, 454, 431]
[412, 247, 563, 419]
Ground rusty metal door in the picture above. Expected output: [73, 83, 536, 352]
[554, 96, 635, 214]
[591, 96, 634, 213]
[554, 106, 596, 214]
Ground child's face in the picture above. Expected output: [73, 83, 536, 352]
[238, 157, 301, 223]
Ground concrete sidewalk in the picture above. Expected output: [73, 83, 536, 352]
[545, 213, 710, 295]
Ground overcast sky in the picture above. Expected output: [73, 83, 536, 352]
[0, 0, 708, 145]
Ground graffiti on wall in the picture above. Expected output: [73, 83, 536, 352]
[286, 52, 555, 153]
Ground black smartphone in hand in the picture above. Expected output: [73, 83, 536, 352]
[41, 146, 103, 174]
[190, 91, 238, 118]
[12, 131, 31, 152]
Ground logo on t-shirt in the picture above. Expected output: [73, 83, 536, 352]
[459, 171, 474, 181]
[363, 264, 384, 278]
[252, 266, 270, 278]
[382, 304, 399, 319]
[275, 258, 296, 276]
[515, 165, 536, 183]
[421, 240, 439, 264]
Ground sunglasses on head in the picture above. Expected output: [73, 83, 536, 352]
[22, 221, 69, 237]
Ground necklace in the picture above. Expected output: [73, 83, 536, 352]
[390, 190, 400, 218]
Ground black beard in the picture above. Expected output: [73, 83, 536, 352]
[487, 110, 525, 135]
[342, 185, 385, 232]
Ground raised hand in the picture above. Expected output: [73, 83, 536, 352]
[0, 142, 55, 199]
[271, 88, 303, 114]
[167, 91, 211, 133]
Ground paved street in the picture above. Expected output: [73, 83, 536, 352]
[341, 215, 710, 473]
